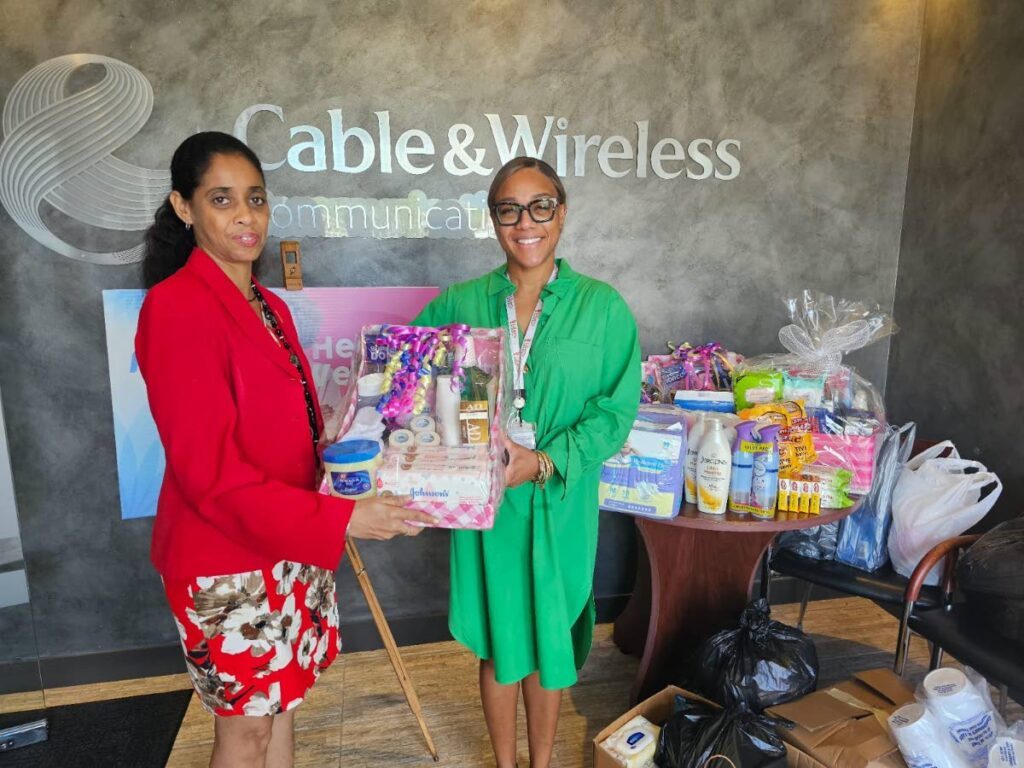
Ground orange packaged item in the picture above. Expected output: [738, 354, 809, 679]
[739, 401, 817, 473]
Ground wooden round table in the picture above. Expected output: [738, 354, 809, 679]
[611, 500, 861, 703]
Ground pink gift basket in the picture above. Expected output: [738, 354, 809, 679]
[320, 323, 507, 530]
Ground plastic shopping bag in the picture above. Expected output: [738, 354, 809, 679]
[834, 421, 917, 571]
[888, 441, 1002, 584]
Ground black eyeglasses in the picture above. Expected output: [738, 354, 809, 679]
[491, 197, 560, 226]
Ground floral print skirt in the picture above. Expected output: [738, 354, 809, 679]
[164, 560, 341, 717]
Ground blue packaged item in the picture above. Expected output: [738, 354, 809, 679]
[728, 421, 758, 512]
[750, 425, 782, 516]
[600, 413, 687, 519]
[835, 422, 916, 571]
[323, 439, 381, 500]
[673, 390, 736, 413]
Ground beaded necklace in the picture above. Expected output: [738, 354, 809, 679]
[249, 281, 320, 460]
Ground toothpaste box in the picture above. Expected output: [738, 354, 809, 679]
[599, 416, 687, 519]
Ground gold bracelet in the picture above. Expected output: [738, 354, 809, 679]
[535, 450, 554, 488]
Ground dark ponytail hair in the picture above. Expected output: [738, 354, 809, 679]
[143, 131, 265, 287]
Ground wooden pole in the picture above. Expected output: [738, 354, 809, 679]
[346, 539, 439, 761]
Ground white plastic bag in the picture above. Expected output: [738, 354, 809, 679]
[888, 441, 1002, 584]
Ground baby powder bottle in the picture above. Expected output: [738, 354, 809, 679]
[684, 411, 708, 505]
[728, 420, 757, 512]
[697, 418, 731, 515]
[751, 425, 782, 517]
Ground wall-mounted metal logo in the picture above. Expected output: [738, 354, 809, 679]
[2, 54, 744, 263]
[0, 54, 169, 265]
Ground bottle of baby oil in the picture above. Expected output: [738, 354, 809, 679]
[697, 419, 731, 515]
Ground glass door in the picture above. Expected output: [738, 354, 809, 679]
[0, 386, 47, 752]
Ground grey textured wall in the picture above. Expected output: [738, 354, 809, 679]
[889, 0, 1023, 523]
[0, 0, 923, 660]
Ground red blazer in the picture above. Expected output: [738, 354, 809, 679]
[136, 248, 353, 582]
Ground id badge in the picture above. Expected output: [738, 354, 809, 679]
[506, 416, 537, 449]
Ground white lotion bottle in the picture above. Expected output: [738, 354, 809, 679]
[435, 375, 463, 447]
[684, 411, 707, 504]
[697, 418, 732, 515]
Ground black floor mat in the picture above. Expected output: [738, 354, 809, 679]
[0, 689, 192, 767]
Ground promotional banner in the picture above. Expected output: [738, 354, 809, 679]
[103, 286, 438, 520]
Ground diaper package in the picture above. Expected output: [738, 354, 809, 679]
[599, 407, 687, 520]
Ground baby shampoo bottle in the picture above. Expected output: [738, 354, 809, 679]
[697, 418, 731, 515]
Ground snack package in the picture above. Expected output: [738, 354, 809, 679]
[739, 401, 817, 474]
[732, 290, 895, 496]
[320, 323, 508, 529]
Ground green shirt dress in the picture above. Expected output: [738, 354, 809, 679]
[414, 259, 641, 689]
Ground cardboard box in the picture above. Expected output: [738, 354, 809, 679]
[767, 669, 916, 768]
[594, 685, 827, 768]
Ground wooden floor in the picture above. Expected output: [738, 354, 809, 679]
[3, 597, 1021, 767]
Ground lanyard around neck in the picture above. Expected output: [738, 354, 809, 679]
[504, 264, 558, 409]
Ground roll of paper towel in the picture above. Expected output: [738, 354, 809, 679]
[923, 669, 999, 768]
[889, 703, 970, 768]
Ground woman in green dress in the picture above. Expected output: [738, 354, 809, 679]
[414, 157, 640, 767]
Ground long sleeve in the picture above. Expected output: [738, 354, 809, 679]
[136, 291, 353, 571]
[538, 294, 641, 498]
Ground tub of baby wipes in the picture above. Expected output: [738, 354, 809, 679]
[323, 440, 381, 500]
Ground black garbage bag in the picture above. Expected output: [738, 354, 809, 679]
[958, 516, 1024, 643]
[692, 599, 818, 711]
[654, 694, 788, 768]
[775, 522, 839, 560]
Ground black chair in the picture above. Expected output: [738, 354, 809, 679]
[898, 535, 1023, 709]
[769, 548, 941, 630]
[766, 438, 946, 666]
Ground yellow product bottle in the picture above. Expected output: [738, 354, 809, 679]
[696, 419, 731, 515]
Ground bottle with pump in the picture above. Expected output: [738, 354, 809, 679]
[684, 411, 707, 505]
[697, 418, 732, 515]
[728, 421, 758, 513]
[751, 424, 782, 517]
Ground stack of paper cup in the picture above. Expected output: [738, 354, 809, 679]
[989, 735, 1024, 767]
[435, 375, 462, 447]
[889, 703, 968, 768]
[923, 669, 999, 768]
[357, 373, 385, 409]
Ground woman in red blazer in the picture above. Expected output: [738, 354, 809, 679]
[136, 132, 433, 768]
